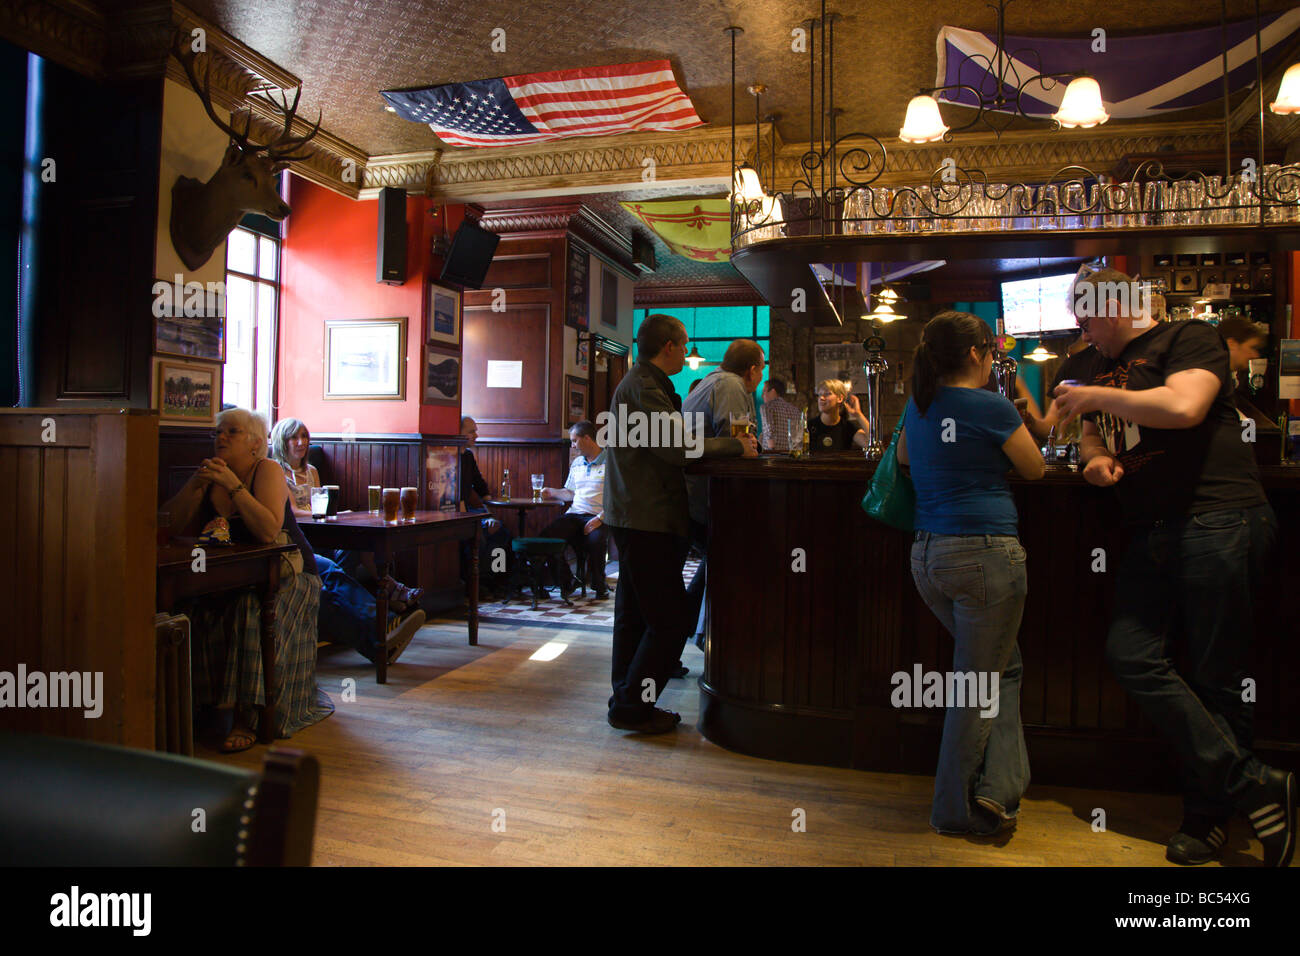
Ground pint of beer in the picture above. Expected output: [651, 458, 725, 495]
[368, 485, 382, 513]
[730, 412, 754, 438]
[399, 486, 417, 520]
[381, 488, 400, 523]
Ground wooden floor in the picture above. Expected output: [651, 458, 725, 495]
[214, 617, 1273, 867]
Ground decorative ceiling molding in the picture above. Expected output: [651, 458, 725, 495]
[478, 201, 638, 278]
[634, 282, 764, 307]
[359, 125, 766, 201]
[479, 201, 583, 237]
[0, 0, 107, 78]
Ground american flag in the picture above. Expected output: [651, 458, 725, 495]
[381, 60, 703, 148]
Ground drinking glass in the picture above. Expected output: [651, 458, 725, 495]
[368, 485, 382, 513]
[399, 486, 417, 520]
[1060, 182, 1086, 229]
[323, 484, 340, 517]
[381, 488, 400, 523]
[730, 412, 755, 439]
[531, 474, 545, 502]
[1037, 184, 1061, 229]
[867, 187, 893, 234]
[310, 487, 329, 520]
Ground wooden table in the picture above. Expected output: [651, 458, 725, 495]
[298, 510, 482, 683]
[485, 497, 568, 537]
[156, 540, 296, 745]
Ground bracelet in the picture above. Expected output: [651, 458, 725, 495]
[231, 482, 246, 497]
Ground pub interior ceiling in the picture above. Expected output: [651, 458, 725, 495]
[11, 0, 1300, 289]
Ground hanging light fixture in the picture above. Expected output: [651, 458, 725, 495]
[866, 287, 903, 323]
[899, 95, 949, 143]
[687, 307, 704, 370]
[732, 163, 766, 203]
[1270, 62, 1300, 113]
[1023, 342, 1057, 362]
[898, 0, 1109, 141]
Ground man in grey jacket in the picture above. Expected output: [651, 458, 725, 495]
[604, 313, 758, 734]
[680, 339, 766, 659]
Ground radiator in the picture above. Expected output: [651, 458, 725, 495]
[154, 613, 193, 755]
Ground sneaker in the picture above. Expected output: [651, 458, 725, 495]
[1241, 768, 1295, 867]
[607, 708, 680, 734]
[970, 798, 1018, 835]
[1166, 815, 1229, 866]
[384, 609, 426, 665]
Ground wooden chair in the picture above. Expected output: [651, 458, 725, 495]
[0, 732, 320, 865]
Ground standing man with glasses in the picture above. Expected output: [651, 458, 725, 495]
[1055, 265, 1291, 867]
[603, 313, 757, 734]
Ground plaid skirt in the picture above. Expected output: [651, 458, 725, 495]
[189, 570, 334, 737]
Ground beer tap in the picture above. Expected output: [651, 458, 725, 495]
[991, 318, 1018, 399]
[861, 329, 889, 461]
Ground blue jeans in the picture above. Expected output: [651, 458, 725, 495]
[1106, 504, 1277, 818]
[910, 532, 1031, 833]
[315, 554, 390, 663]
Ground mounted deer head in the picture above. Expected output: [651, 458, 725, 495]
[169, 35, 321, 270]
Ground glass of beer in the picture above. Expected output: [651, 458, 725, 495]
[310, 487, 330, 520]
[531, 474, 544, 502]
[368, 485, 382, 513]
[381, 487, 400, 524]
[399, 486, 417, 520]
[730, 412, 755, 438]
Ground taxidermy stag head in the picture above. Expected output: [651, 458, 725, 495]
[170, 36, 321, 270]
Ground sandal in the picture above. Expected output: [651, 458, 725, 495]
[219, 727, 257, 753]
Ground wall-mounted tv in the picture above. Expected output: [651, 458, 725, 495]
[439, 220, 501, 289]
[1000, 272, 1079, 337]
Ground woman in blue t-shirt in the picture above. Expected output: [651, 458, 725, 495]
[897, 311, 1045, 835]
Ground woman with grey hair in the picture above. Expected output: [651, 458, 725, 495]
[162, 407, 333, 752]
[269, 416, 320, 517]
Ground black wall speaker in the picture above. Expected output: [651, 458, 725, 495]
[377, 187, 407, 284]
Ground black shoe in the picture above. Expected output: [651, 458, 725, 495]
[671, 664, 689, 679]
[607, 708, 680, 734]
[592, 588, 609, 601]
[1166, 815, 1229, 865]
[1241, 768, 1295, 867]
[970, 804, 1017, 836]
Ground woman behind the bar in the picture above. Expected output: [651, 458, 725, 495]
[896, 311, 1045, 834]
[163, 408, 333, 751]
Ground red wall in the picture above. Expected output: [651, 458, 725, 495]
[279, 176, 462, 436]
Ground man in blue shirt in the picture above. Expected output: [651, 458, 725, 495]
[539, 421, 609, 600]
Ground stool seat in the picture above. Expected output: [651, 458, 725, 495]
[512, 537, 566, 556]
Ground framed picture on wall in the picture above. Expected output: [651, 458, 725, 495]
[324, 317, 407, 400]
[424, 445, 461, 511]
[565, 238, 590, 330]
[564, 375, 589, 427]
[427, 283, 461, 345]
[153, 357, 220, 427]
[153, 277, 225, 362]
[424, 345, 461, 405]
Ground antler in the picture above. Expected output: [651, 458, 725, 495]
[258, 87, 323, 163]
[171, 29, 255, 151]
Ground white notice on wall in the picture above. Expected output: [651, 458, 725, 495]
[486, 360, 523, 388]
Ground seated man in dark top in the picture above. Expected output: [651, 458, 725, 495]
[808, 379, 869, 452]
[460, 416, 514, 597]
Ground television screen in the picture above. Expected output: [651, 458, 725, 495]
[439, 220, 501, 289]
[1000, 273, 1079, 336]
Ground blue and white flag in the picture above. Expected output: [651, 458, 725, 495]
[936, 10, 1300, 119]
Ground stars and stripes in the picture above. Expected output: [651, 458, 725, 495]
[382, 60, 703, 148]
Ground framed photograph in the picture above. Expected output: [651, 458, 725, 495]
[424, 445, 461, 511]
[153, 278, 225, 361]
[427, 283, 461, 345]
[153, 357, 220, 428]
[424, 345, 461, 405]
[324, 317, 407, 400]
[564, 375, 589, 428]
[574, 334, 589, 374]
[565, 238, 590, 330]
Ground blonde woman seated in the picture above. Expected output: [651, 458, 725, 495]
[269, 417, 423, 612]
[808, 379, 870, 452]
[162, 408, 333, 752]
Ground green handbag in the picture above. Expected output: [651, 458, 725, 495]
[860, 417, 915, 533]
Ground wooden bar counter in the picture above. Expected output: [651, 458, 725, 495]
[689, 453, 1300, 792]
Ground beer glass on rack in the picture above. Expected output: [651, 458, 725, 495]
[531, 474, 545, 502]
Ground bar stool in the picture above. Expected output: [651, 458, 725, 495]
[510, 538, 572, 610]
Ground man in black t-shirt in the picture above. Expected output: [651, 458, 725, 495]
[1054, 266, 1291, 867]
[808, 379, 869, 452]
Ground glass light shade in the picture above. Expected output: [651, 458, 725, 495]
[686, 347, 703, 370]
[732, 164, 766, 202]
[899, 95, 948, 143]
[1270, 62, 1300, 113]
[1053, 77, 1109, 129]
[1024, 344, 1057, 362]
[867, 287, 902, 323]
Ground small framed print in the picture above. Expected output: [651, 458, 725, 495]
[428, 283, 461, 345]
[324, 317, 407, 400]
[153, 276, 225, 362]
[564, 375, 588, 428]
[154, 357, 220, 428]
[424, 345, 461, 405]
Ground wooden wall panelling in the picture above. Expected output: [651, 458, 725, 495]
[0, 410, 157, 748]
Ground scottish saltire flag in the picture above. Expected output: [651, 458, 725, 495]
[381, 61, 703, 148]
[936, 10, 1300, 119]
[620, 199, 731, 262]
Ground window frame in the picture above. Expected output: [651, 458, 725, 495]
[223, 222, 282, 419]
